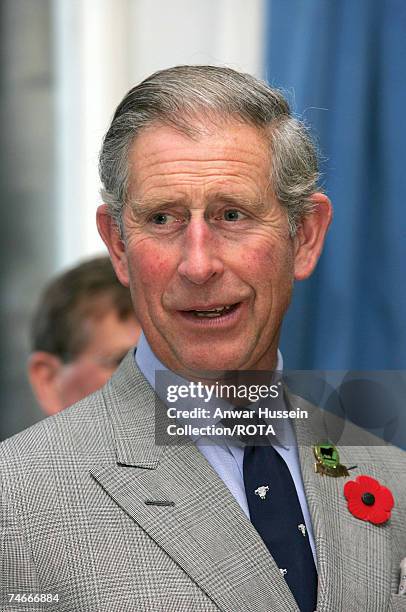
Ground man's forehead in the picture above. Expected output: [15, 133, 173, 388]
[127, 121, 272, 201]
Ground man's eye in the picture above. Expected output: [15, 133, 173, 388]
[150, 212, 176, 225]
[223, 209, 246, 222]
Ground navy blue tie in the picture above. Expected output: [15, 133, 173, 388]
[243, 441, 317, 612]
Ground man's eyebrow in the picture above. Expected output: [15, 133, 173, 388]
[128, 197, 184, 215]
[206, 192, 269, 214]
[128, 193, 269, 215]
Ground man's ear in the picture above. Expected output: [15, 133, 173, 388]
[96, 204, 130, 287]
[27, 352, 64, 416]
[293, 193, 333, 280]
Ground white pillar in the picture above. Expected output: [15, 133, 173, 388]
[53, 0, 132, 268]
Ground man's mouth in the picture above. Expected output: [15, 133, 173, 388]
[181, 303, 239, 318]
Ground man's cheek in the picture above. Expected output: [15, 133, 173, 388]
[239, 247, 278, 278]
[132, 246, 174, 285]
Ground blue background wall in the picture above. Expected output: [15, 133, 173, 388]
[265, 0, 406, 369]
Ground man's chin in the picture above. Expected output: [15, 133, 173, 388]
[175, 349, 252, 380]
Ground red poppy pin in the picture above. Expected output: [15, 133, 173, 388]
[344, 475, 394, 525]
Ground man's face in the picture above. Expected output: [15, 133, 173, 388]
[99, 119, 331, 376]
[110, 121, 301, 375]
[56, 310, 141, 408]
[29, 308, 141, 414]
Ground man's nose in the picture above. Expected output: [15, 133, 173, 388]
[177, 218, 224, 284]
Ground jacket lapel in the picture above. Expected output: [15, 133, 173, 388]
[91, 355, 299, 612]
[290, 391, 394, 612]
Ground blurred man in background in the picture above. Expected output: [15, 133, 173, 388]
[28, 256, 141, 414]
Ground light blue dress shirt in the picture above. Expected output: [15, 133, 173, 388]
[135, 332, 317, 566]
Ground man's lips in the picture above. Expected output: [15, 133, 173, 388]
[178, 302, 238, 312]
[175, 302, 243, 322]
[181, 303, 236, 311]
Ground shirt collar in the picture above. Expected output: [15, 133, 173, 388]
[135, 332, 291, 448]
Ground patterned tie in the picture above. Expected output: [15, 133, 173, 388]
[243, 440, 317, 612]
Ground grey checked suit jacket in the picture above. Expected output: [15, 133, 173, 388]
[1, 352, 406, 612]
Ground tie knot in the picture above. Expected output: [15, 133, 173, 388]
[221, 412, 271, 445]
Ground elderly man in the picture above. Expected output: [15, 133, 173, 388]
[1, 66, 405, 612]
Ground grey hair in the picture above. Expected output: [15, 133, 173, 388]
[99, 65, 320, 236]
